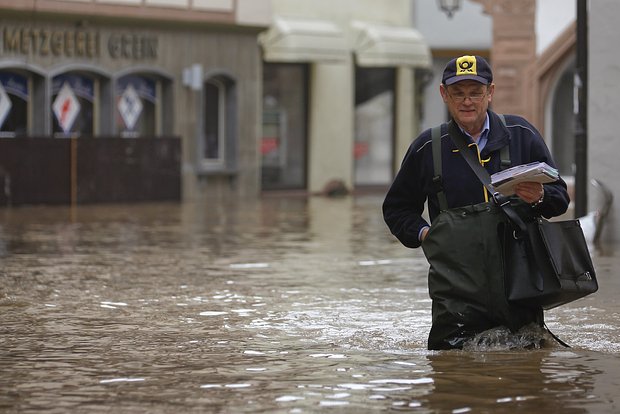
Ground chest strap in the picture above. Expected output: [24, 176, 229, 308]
[431, 124, 448, 211]
[431, 114, 511, 212]
[498, 114, 510, 169]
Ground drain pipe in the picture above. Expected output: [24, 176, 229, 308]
[574, 0, 588, 217]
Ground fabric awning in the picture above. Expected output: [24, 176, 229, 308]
[258, 17, 349, 63]
[352, 21, 431, 68]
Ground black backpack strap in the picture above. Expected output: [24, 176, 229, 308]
[431, 124, 448, 211]
[498, 114, 511, 169]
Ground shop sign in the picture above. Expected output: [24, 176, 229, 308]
[0, 84, 11, 129]
[52, 82, 81, 134]
[1, 26, 158, 60]
[107, 34, 157, 60]
[118, 84, 143, 130]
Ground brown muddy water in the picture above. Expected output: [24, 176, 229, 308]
[0, 194, 619, 413]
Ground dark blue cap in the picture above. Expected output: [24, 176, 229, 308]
[442, 55, 493, 85]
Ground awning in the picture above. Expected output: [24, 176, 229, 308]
[352, 21, 431, 68]
[258, 17, 348, 63]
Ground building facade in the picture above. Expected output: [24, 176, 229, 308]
[259, 0, 431, 194]
[0, 0, 433, 205]
[0, 0, 270, 205]
[590, 0, 620, 244]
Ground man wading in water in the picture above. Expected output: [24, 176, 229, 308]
[382, 55, 570, 350]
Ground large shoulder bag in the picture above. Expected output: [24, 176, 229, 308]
[502, 213, 597, 309]
[447, 120, 598, 310]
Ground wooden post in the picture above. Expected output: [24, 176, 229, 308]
[70, 137, 77, 221]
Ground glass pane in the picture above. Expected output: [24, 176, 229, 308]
[204, 81, 221, 161]
[354, 67, 395, 186]
[0, 71, 28, 137]
[261, 63, 307, 190]
[552, 69, 575, 176]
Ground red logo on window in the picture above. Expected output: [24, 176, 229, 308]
[261, 137, 279, 155]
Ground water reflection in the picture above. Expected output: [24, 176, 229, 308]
[0, 195, 619, 412]
[421, 350, 602, 414]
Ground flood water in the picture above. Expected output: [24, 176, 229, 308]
[1, 194, 619, 413]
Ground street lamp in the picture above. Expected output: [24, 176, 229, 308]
[438, 0, 461, 18]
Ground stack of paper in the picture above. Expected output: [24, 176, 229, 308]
[491, 162, 559, 196]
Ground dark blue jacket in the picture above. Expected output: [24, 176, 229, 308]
[383, 111, 570, 248]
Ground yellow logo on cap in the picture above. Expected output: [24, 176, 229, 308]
[456, 55, 477, 76]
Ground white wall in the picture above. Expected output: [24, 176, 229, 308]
[271, 0, 411, 26]
[536, 0, 576, 54]
[413, 0, 491, 49]
[414, 0, 575, 55]
[589, 0, 620, 243]
[236, 0, 272, 26]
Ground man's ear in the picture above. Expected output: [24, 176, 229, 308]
[439, 84, 449, 103]
[487, 83, 495, 103]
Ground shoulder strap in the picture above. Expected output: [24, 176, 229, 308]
[431, 125, 449, 211]
[447, 121, 527, 231]
[448, 121, 494, 191]
[498, 114, 511, 169]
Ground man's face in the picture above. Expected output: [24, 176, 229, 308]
[440, 80, 494, 133]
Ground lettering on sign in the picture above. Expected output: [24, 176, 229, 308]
[2, 27, 158, 60]
[108, 34, 158, 60]
[3, 28, 100, 58]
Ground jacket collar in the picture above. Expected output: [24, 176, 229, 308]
[480, 110, 510, 156]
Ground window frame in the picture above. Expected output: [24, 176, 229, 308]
[260, 62, 309, 191]
[50, 71, 99, 138]
[115, 74, 159, 138]
[199, 73, 237, 174]
[202, 77, 227, 166]
[0, 70, 29, 138]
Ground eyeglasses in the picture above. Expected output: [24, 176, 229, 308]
[447, 91, 487, 103]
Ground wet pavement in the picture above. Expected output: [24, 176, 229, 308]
[0, 194, 619, 413]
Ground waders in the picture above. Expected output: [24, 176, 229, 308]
[422, 120, 542, 350]
[421, 202, 542, 350]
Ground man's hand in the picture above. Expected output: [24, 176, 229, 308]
[515, 181, 544, 204]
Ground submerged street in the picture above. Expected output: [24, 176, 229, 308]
[1, 194, 619, 413]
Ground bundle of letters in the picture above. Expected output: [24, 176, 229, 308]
[491, 162, 559, 196]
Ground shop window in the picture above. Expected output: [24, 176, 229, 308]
[261, 63, 308, 190]
[204, 78, 225, 162]
[202, 75, 236, 170]
[116, 75, 161, 138]
[51, 73, 95, 137]
[551, 68, 575, 177]
[354, 67, 395, 186]
[0, 71, 28, 137]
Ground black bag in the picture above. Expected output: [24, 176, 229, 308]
[502, 217, 598, 309]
